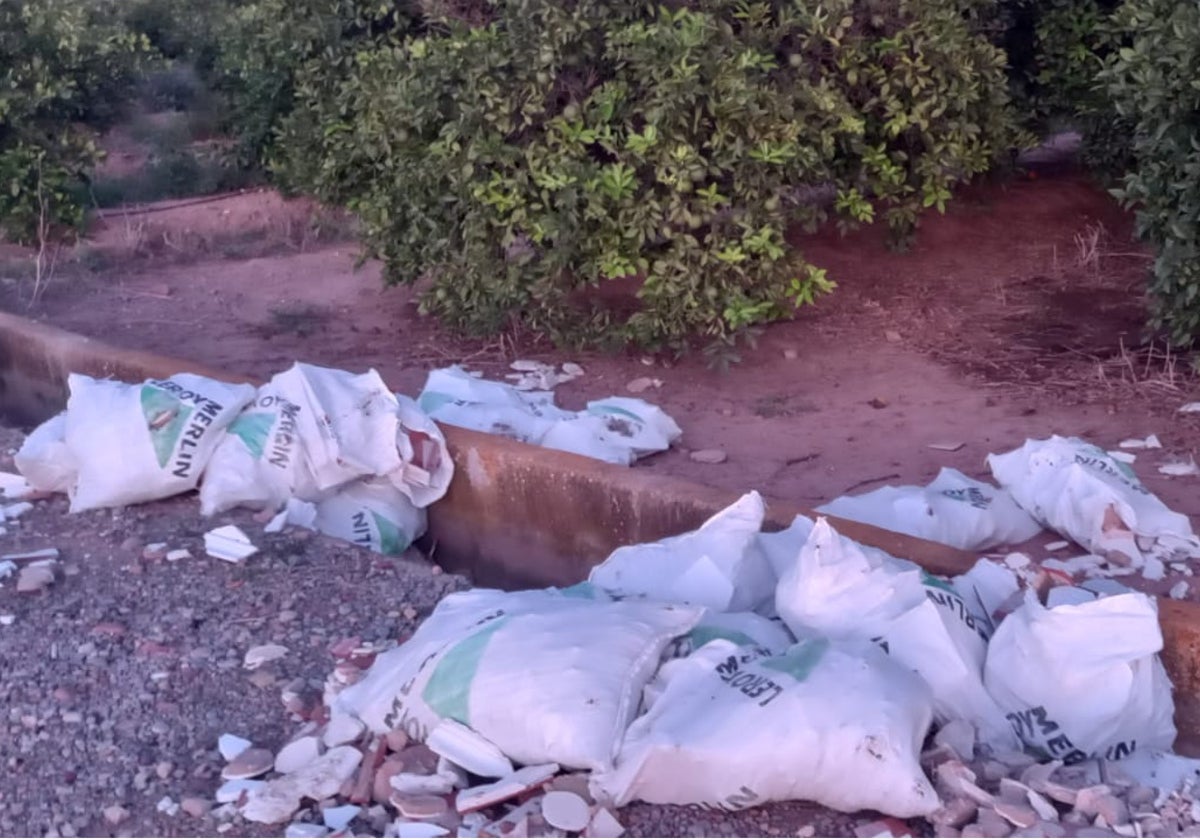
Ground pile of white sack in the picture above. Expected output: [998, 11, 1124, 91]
[12, 362, 685, 556]
[817, 437, 1200, 570]
[417, 366, 681, 466]
[320, 486, 1191, 825]
[15, 364, 454, 555]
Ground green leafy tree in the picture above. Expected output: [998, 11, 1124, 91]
[1102, 0, 1200, 346]
[238, 0, 1023, 352]
[0, 0, 150, 241]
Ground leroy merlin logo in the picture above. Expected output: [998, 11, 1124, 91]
[141, 380, 226, 479]
[140, 386, 192, 468]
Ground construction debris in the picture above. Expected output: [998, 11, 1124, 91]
[204, 525, 259, 563]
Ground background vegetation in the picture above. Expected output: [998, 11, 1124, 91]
[1, 0, 1198, 355]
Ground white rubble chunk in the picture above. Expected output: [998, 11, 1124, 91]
[0, 471, 32, 499]
[455, 764, 561, 813]
[218, 733, 253, 761]
[541, 791, 590, 832]
[321, 804, 360, 831]
[322, 713, 366, 748]
[240, 745, 362, 824]
[205, 525, 259, 563]
[274, 736, 322, 774]
[215, 779, 266, 804]
[244, 643, 290, 670]
[426, 720, 514, 779]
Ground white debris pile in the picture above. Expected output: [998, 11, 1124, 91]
[417, 366, 680, 466]
[203, 481, 1200, 837]
[13, 362, 455, 558]
[988, 435, 1200, 568]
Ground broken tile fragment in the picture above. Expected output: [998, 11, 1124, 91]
[454, 764, 560, 814]
[541, 790, 590, 832]
[205, 525, 259, 562]
[222, 748, 275, 781]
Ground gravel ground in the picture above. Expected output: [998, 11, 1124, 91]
[0, 426, 854, 838]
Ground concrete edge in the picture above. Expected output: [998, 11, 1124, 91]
[3, 309, 1199, 753]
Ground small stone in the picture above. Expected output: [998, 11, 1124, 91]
[244, 643, 289, 670]
[385, 729, 409, 752]
[165, 549, 192, 562]
[1074, 786, 1114, 818]
[62, 711, 83, 724]
[885, 330, 902, 343]
[142, 543, 168, 560]
[782, 348, 799, 360]
[394, 794, 447, 820]
[16, 564, 55, 593]
[284, 823, 328, 838]
[689, 449, 728, 465]
[248, 669, 277, 689]
[373, 758, 406, 804]
[181, 797, 210, 819]
[541, 791, 590, 832]
[156, 796, 180, 816]
[156, 761, 175, 780]
[102, 805, 129, 826]
[222, 747, 275, 780]
[936, 761, 994, 807]
[976, 809, 1014, 838]
[932, 797, 979, 830]
[625, 377, 657, 394]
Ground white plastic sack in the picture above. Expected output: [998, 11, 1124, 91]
[334, 587, 702, 771]
[15, 413, 77, 494]
[539, 398, 682, 466]
[952, 558, 1021, 624]
[417, 367, 571, 444]
[592, 637, 939, 817]
[984, 591, 1176, 763]
[389, 395, 453, 508]
[199, 384, 314, 516]
[756, 515, 816, 581]
[417, 367, 681, 465]
[65, 373, 255, 512]
[817, 467, 1042, 552]
[989, 436, 1200, 565]
[775, 518, 1013, 747]
[313, 478, 426, 556]
[271, 363, 402, 493]
[588, 492, 775, 613]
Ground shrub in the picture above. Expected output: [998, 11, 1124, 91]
[0, 0, 150, 241]
[264, 0, 1022, 351]
[999, 0, 1130, 175]
[1102, 0, 1200, 346]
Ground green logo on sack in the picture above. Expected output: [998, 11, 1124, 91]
[140, 385, 192, 468]
[760, 638, 829, 683]
[229, 412, 274, 459]
[423, 617, 511, 725]
[371, 512, 409, 556]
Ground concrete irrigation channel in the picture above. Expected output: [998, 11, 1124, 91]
[3, 309, 1200, 758]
